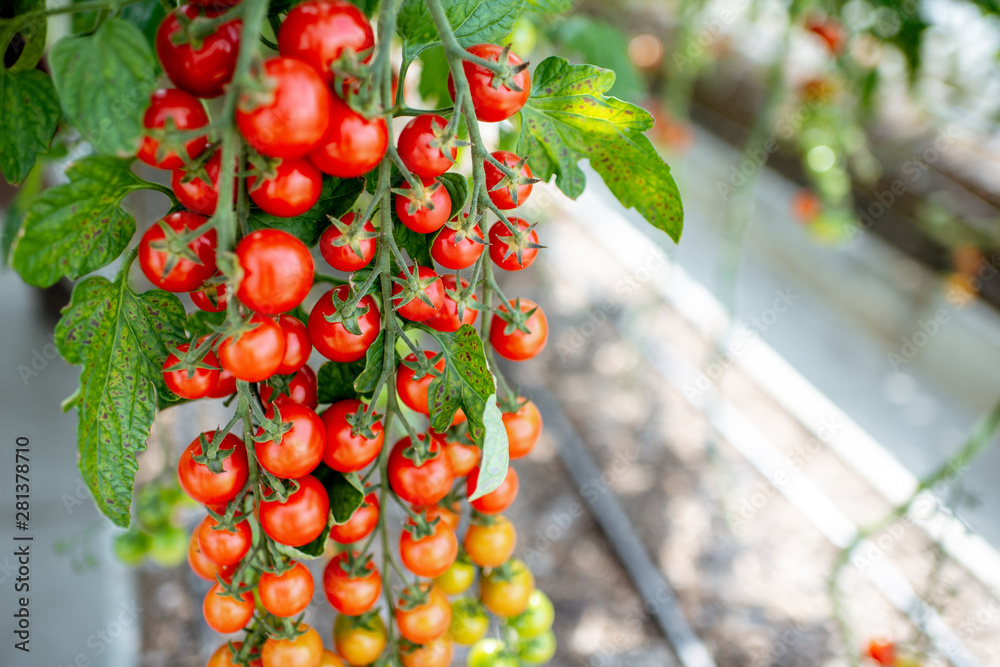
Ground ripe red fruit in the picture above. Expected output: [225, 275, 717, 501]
[467, 466, 519, 514]
[392, 265, 444, 322]
[217, 313, 287, 382]
[399, 519, 459, 579]
[235, 229, 315, 315]
[489, 218, 539, 271]
[258, 474, 330, 547]
[308, 286, 381, 362]
[138, 88, 209, 169]
[197, 515, 252, 566]
[255, 403, 326, 479]
[503, 399, 542, 460]
[259, 561, 314, 618]
[490, 298, 548, 361]
[177, 432, 249, 506]
[397, 115, 456, 178]
[190, 280, 227, 313]
[277, 0, 374, 82]
[320, 212, 377, 272]
[274, 314, 312, 376]
[260, 365, 318, 411]
[329, 492, 379, 544]
[156, 5, 241, 99]
[425, 275, 477, 333]
[203, 583, 254, 634]
[484, 151, 533, 209]
[309, 94, 388, 177]
[162, 342, 220, 399]
[449, 44, 531, 123]
[138, 212, 218, 292]
[248, 158, 323, 218]
[387, 436, 454, 506]
[431, 223, 483, 271]
[395, 180, 451, 234]
[172, 150, 236, 215]
[321, 399, 385, 473]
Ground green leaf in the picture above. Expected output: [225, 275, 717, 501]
[551, 17, 646, 102]
[317, 359, 366, 404]
[438, 172, 469, 212]
[274, 523, 331, 560]
[526, 0, 571, 11]
[119, 1, 169, 55]
[249, 176, 364, 247]
[1, 0, 48, 72]
[347, 0, 380, 16]
[12, 156, 150, 287]
[55, 276, 188, 527]
[517, 57, 684, 242]
[425, 325, 509, 497]
[353, 331, 386, 396]
[2, 164, 43, 267]
[392, 214, 435, 268]
[49, 18, 158, 156]
[185, 310, 226, 339]
[314, 464, 365, 524]
[398, 0, 525, 52]
[418, 46, 452, 106]
[0, 68, 61, 184]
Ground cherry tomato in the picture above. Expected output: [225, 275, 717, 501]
[329, 491, 379, 544]
[319, 650, 347, 667]
[489, 217, 538, 271]
[449, 599, 489, 646]
[203, 582, 254, 634]
[237, 57, 332, 158]
[434, 559, 475, 595]
[321, 399, 385, 472]
[400, 519, 459, 578]
[425, 275, 478, 333]
[323, 551, 382, 616]
[162, 342, 220, 399]
[206, 642, 262, 667]
[187, 531, 235, 582]
[867, 637, 896, 666]
[218, 313, 286, 382]
[190, 279, 228, 312]
[510, 590, 555, 639]
[397, 114, 456, 178]
[396, 351, 441, 414]
[467, 466, 518, 515]
[171, 150, 235, 215]
[309, 94, 388, 177]
[319, 212, 377, 272]
[464, 515, 515, 568]
[261, 623, 323, 667]
[261, 365, 319, 410]
[274, 314, 312, 375]
[484, 151, 533, 210]
[277, 0, 374, 82]
[248, 158, 323, 218]
[309, 286, 381, 362]
[480, 559, 534, 618]
[258, 474, 330, 547]
[138, 211, 218, 292]
[444, 441, 480, 477]
[197, 514, 252, 565]
[431, 223, 483, 270]
[419, 502, 461, 533]
[387, 436, 455, 505]
[393, 265, 444, 322]
[138, 88, 209, 169]
[236, 229, 314, 315]
[449, 44, 530, 123]
[333, 613, 386, 666]
[177, 432, 248, 505]
[156, 5, 241, 99]
[208, 368, 238, 398]
[401, 636, 453, 667]
[518, 630, 556, 664]
[395, 180, 451, 234]
[255, 403, 326, 479]
[490, 298, 548, 361]
[259, 561, 314, 618]
[502, 399, 542, 460]
[395, 584, 452, 645]
[806, 15, 845, 55]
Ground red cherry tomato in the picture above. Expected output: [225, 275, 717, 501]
[323, 551, 382, 616]
[206, 642, 262, 667]
[489, 218, 538, 271]
[255, 403, 326, 479]
[308, 93, 388, 178]
[163, 342, 220, 399]
[275, 314, 312, 375]
[866, 637, 896, 666]
[425, 275, 477, 333]
[138, 211, 218, 292]
[432, 223, 483, 270]
[156, 5, 241, 99]
[448, 44, 530, 123]
[464, 515, 516, 568]
[320, 212, 377, 272]
[400, 518, 459, 579]
[503, 399, 542, 460]
[258, 474, 330, 547]
[203, 582, 254, 634]
[395, 351, 441, 415]
[187, 532, 235, 582]
[329, 491, 379, 544]
[490, 298, 548, 361]
[237, 57, 332, 159]
[308, 286, 381, 362]
[387, 436, 454, 506]
[261, 365, 319, 410]
[277, 0, 374, 82]
[392, 265, 444, 322]
[218, 313, 286, 382]
[394, 584, 452, 645]
[207, 368, 238, 398]
[401, 637, 453, 667]
[467, 466, 518, 515]
[138, 88, 209, 169]
[190, 279, 228, 312]
[259, 561, 314, 618]
[395, 180, 451, 234]
[197, 514, 252, 566]
[261, 624, 324, 667]
[171, 150, 236, 216]
[321, 399, 385, 472]
[484, 151, 533, 210]
[444, 441, 480, 477]
[397, 114, 456, 179]
[177, 432, 249, 505]
[235, 229, 315, 315]
[248, 158, 323, 218]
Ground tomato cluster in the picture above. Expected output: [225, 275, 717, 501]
[136, 1, 556, 665]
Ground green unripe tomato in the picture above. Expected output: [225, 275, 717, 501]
[435, 558, 476, 595]
[450, 598, 489, 645]
[149, 525, 187, 567]
[509, 590, 554, 639]
[467, 638, 519, 667]
[519, 630, 556, 664]
[113, 530, 152, 566]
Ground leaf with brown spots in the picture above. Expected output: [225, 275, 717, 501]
[517, 57, 684, 242]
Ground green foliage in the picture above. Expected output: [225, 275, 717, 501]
[518, 57, 684, 242]
[353, 331, 387, 395]
[315, 464, 366, 525]
[317, 359, 368, 403]
[418, 46, 452, 105]
[12, 157, 151, 287]
[438, 171, 470, 211]
[49, 19, 158, 156]
[55, 275, 188, 527]
[1, 0, 48, 72]
[398, 0, 525, 53]
[248, 176, 364, 247]
[0, 68, 61, 184]
[525, 0, 571, 11]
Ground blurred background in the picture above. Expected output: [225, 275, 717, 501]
[4, 0, 1000, 665]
